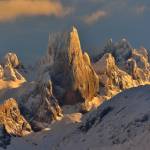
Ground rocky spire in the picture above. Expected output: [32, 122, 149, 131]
[21, 72, 63, 131]
[42, 26, 99, 110]
[36, 72, 63, 122]
[68, 26, 82, 61]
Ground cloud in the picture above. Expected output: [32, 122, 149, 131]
[0, 0, 73, 22]
[83, 10, 108, 25]
[135, 5, 146, 15]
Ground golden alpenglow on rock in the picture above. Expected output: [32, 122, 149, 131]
[0, 22, 150, 150]
[0, 0, 150, 149]
[0, 98, 32, 136]
[93, 39, 150, 100]
[43, 26, 99, 111]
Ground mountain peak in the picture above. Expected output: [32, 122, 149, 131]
[4, 52, 20, 68]
[38, 26, 99, 110]
[0, 52, 26, 81]
[71, 26, 78, 33]
[69, 26, 81, 55]
[70, 26, 81, 49]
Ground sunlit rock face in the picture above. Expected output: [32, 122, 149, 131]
[101, 39, 149, 73]
[126, 48, 150, 82]
[0, 98, 32, 137]
[0, 53, 62, 132]
[0, 52, 26, 82]
[93, 53, 136, 99]
[44, 27, 99, 109]
[3, 53, 20, 68]
[21, 72, 63, 131]
[93, 39, 150, 99]
[0, 65, 4, 79]
[3, 64, 25, 81]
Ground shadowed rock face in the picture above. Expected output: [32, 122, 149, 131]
[0, 125, 11, 149]
[35, 72, 63, 123]
[21, 72, 63, 131]
[0, 98, 32, 137]
[45, 27, 99, 106]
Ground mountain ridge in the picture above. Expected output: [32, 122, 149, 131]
[0, 26, 150, 149]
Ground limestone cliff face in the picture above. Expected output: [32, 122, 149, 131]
[46, 27, 99, 106]
[0, 98, 32, 136]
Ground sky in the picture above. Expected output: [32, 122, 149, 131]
[0, 0, 150, 64]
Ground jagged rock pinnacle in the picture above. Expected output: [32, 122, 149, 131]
[40, 26, 99, 110]
[72, 26, 77, 32]
[69, 26, 81, 49]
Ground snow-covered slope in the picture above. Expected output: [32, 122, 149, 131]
[4, 85, 150, 150]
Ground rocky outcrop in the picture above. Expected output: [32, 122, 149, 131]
[93, 39, 150, 99]
[0, 98, 32, 137]
[0, 65, 4, 79]
[93, 53, 136, 98]
[3, 53, 20, 68]
[43, 27, 99, 110]
[0, 52, 26, 82]
[21, 72, 63, 131]
[126, 48, 150, 82]
[100, 39, 150, 74]
[3, 63, 25, 81]
[35, 72, 63, 122]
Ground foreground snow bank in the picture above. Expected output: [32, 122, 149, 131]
[5, 85, 150, 150]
